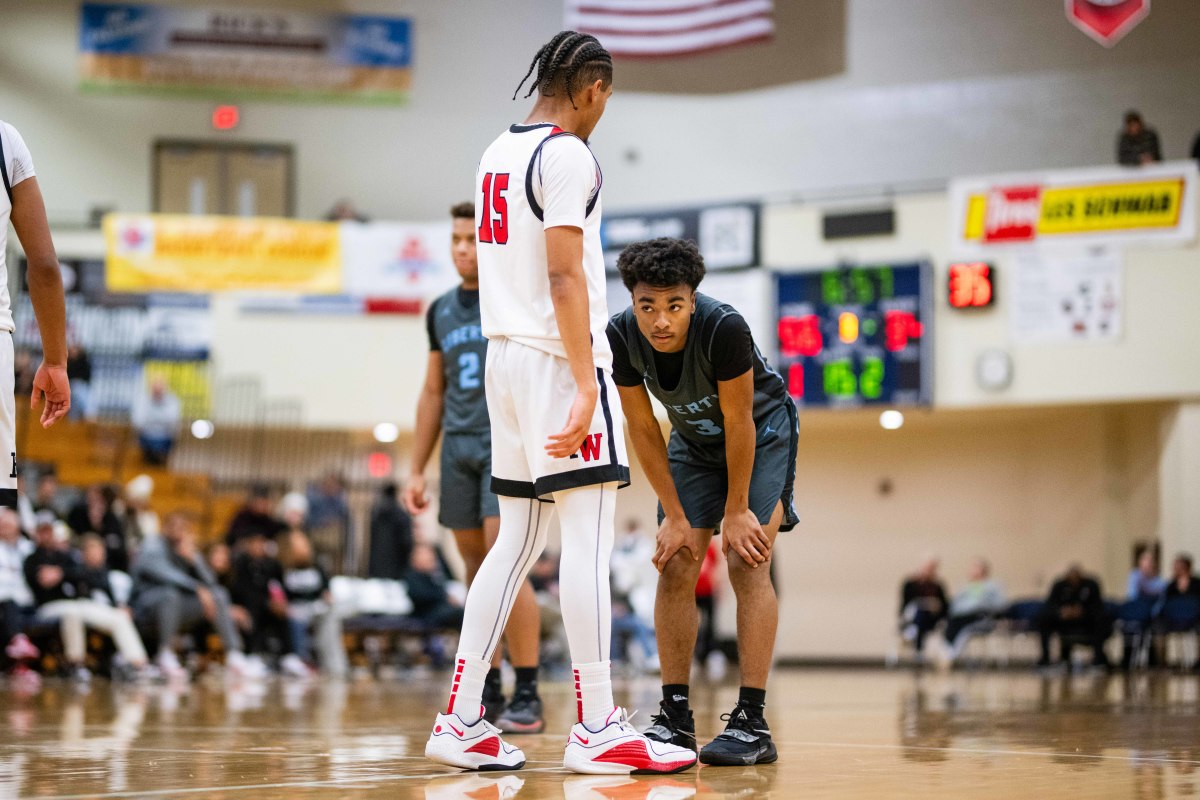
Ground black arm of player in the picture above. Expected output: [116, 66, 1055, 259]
[616, 384, 700, 571]
[402, 351, 445, 516]
[718, 369, 770, 567]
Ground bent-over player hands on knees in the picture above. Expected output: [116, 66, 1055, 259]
[607, 237, 799, 767]
[424, 31, 695, 776]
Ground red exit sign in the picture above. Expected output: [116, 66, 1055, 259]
[948, 262, 994, 309]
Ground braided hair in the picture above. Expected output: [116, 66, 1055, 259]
[513, 30, 612, 109]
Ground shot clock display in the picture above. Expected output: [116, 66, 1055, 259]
[776, 263, 933, 407]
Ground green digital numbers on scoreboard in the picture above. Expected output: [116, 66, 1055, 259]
[823, 359, 857, 398]
[860, 356, 884, 399]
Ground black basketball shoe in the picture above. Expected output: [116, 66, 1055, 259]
[643, 701, 698, 752]
[481, 680, 506, 725]
[698, 703, 778, 766]
[495, 689, 545, 734]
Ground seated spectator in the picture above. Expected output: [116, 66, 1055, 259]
[405, 543, 464, 630]
[45, 533, 152, 681]
[900, 557, 948, 657]
[0, 509, 39, 680]
[32, 472, 67, 519]
[131, 375, 181, 466]
[943, 558, 1006, 657]
[281, 530, 346, 677]
[67, 485, 126, 572]
[1036, 565, 1110, 669]
[1117, 110, 1162, 166]
[231, 530, 309, 677]
[131, 511, 263, 681]
[610, 519, 659, 671]
[224, 484, 285, 550]
[121, 474, 161, 551]
[1166, 554, 1200, 599]
[368, 482, 412, 581]
[1127, 544, 1167, 601]
[66, 342, 95, 421]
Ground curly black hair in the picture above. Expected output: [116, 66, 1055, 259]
[616, 237, 706, 292]
[449, 202, 474, 220]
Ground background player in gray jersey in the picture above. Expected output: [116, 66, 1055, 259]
[403, 203, 543, 733]
[608, 237, 798, 767]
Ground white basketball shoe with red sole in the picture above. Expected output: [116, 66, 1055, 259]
[425, 710, 526, 771]
[563, 707, 698, 775]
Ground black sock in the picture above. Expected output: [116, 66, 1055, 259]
[738, 687, 766, 710]
[514, 667, 538, 696]
[485, 667, 502, 692]
[662, 684, 690, 712]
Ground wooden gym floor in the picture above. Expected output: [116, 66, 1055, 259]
[1, 668, 1197, 799]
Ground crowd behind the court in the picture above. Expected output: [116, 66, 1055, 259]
[899, 545, 1200, 671]
[0, 470, 687, 690]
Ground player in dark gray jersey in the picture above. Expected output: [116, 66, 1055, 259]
[404, 203, 543, 733]
[607, 238, 798, 767]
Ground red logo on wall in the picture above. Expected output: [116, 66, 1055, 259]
[983, 186, 1042, 243]
[1066, 0, 1150, 47]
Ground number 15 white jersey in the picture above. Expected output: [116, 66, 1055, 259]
[476, 123, 613, 371]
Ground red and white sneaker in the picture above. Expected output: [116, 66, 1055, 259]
[425, 710, 526, 771]
[564, 707, 698, 775]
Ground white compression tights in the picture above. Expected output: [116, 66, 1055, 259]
[447, 483, 617, 726]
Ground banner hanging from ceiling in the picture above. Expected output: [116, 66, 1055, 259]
[1065, 0, 1149, 47]
[79, 3, 412, 103]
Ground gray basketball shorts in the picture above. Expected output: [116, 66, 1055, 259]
[657, 402, 799, 533]
[439, 431, 500, 530]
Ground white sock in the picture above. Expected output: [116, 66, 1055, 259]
[574, 660, 616, 728]
[445, 654, 490, 723]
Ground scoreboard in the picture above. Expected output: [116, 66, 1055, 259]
[775, 262, 933, 407]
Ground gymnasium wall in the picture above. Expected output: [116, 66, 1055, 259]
[1, 0, 1199, 223]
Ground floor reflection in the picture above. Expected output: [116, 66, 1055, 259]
[899, 672, 1200, 799]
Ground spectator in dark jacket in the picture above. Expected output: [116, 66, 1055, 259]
[1118, 110, 1162, 166]
[1036, 565, 1110, 668]
[406, 543, 463, 630]
[224, 484, 285, 550]
[900, 557, 948, 656]
[231, 530, 309, 677]
[67, 485, 126, 571]
[1166, 554, 1200, 599]
[368, 483, 413, 581]
[1191, 130, 1200, 163]
[131, 511, 261, 681]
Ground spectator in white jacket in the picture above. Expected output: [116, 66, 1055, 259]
[0, 509, 38, 670]
[943, 558, 1006, 657]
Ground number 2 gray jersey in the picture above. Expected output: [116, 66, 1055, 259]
[426, 288, 490, 434]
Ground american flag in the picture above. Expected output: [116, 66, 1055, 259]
[565, 0, 775, 58]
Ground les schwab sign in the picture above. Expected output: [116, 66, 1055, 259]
[949, 161, 1196, 252]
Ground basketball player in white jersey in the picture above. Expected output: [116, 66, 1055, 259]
[424, 32, 696, 775]
[0, 119, 70, 676]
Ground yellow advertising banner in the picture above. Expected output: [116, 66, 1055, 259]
[950, 161, 1197, 251]
[105, 214, 342, 293]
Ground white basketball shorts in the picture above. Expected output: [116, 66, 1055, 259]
[1, 334, 17, 507]
[486, 337, 629, 500]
